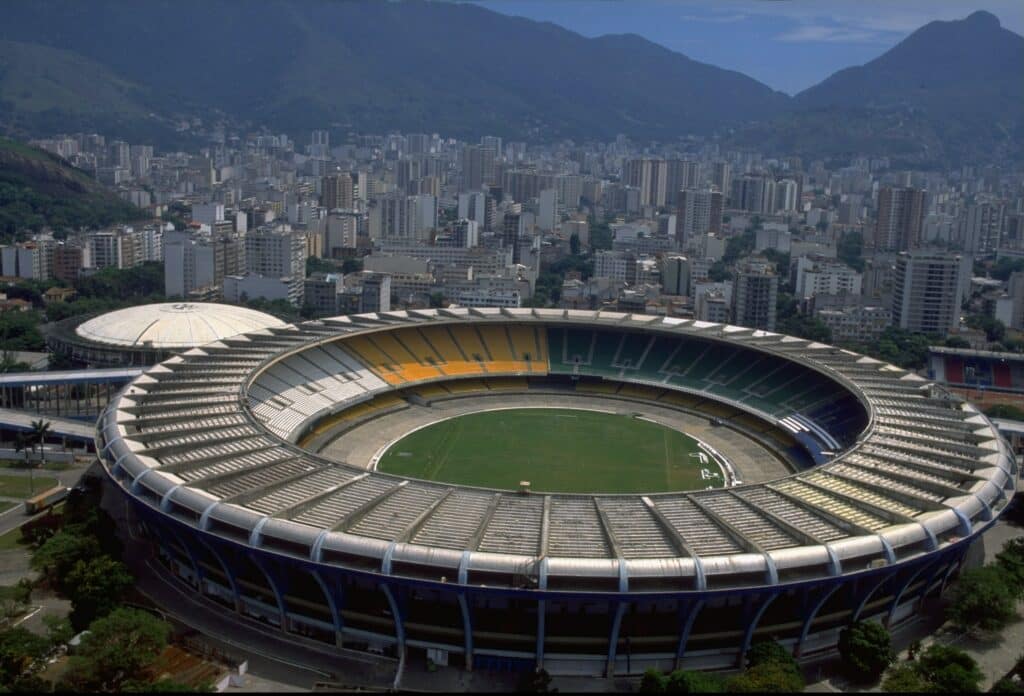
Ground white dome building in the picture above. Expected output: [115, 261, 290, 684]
[47, 302, 285, 367]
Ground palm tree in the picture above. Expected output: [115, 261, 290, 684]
[28, 419, 51, 498]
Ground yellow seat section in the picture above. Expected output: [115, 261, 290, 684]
[397, 328, 445, 367]
[507, 325, 548, 374]
[444, 379, 489, 394]
[370, 331, 445, 383]
[297, 393, 406, 447]
[475, 325, 531, 374]
[344, 334, 406, 385]
[418, 326, 488, 376]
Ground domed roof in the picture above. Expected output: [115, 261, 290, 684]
[75, 302, 286, 349]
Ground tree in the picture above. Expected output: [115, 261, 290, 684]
[569, 232, 580, 256]
[516, 667, 556, 693]
[837, 621, 894, 681]
[42, 614, 73, 648]
[305, 256, 335, 276]
[945, 336, 972, 349]
[726, 662, 804, 693]
[727, 639, 804, 693]
[915, 644, 983, 693]
[640, 668, 667, 693]
[66, 556, 135, 631]
[666, 669, 726, 693]
[27, 419, 51, 497]
[881, 663, 930, 692]
[996, 538, 1024, 597]
[29, 531, 101, 591]
[0, 627, 50, 685]
[60, 608, 170, 692]
[946, 565, 1017, 633]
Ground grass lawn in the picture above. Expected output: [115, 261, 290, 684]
[0, 474, 60, 501]
[0, 526, 27, 551]
[377, 408, 725, 493]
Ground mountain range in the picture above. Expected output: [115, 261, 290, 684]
[0, 1, 1020, 166]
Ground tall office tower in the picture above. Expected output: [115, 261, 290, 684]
[891, 251, 962, 335]
[874, 187, 927, 252]
[321, 172, 354, 211]
[406, 133, 430, 155]
[775, 179, 799, 213]
[731, 175, 776, 214]
[360, 273, 392, 313]
[502, 212, 523, 264]
[711, 161, 731, 195]
[961, 202, 1004, 254]
[623, 158, 668, 207]
[676, 189, 723, 244]
[732, 260, 778, 331]
[310, 130, 330, 159]
[481, 136, 503, 158]
[662, 255, 691, 296]
[461, 145, 496, 191]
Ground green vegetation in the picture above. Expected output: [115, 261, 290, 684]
[991, 257, 1024, 282]
[838, 621, 894, 682]
[945, 537, 1024, 636]
[642, 640, 805, 693]
[0, 137, 147, 239]
[378, 408, 722, 493]
[0, 474, 59, 500]
[841, 327, 939, 370]
[0, 479, 208, 692]
[59, 608, 171, 692]
[948, 565, 1019, 633]
[837, 231, 865, 273]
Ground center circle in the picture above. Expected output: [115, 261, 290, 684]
[375, 407, 729, 494]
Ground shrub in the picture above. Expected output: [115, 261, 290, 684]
[640, 668, 667, 693]
[881, 663, 930, 692]
[666, 669, 726, 693]
[916, 644, 983, 693]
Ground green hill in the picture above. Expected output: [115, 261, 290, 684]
[0, 138, 148, 239]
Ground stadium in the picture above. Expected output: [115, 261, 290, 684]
[96, 308, 1017, 677]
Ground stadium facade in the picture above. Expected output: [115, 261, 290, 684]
[97, 308, 1017, 676]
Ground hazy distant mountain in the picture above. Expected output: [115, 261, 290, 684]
[0, 2, 1020, 165]
[0, 0, 788, 142]
[758, 10, 1024, 165]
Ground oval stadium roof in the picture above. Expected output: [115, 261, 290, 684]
[76, 302, 285, 349]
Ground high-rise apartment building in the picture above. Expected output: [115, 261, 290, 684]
[322, 172, 355, 211]
[676, 189, 723, 244]
[661, 255, 690, 296]
[874, 187, 927, 251]
[891, 250, 961, 334]
[360, 272, 392, 313]
[732, 260, 778, 331]
[731, 175, 776, 215]
[623, 158, 668, 207]
[461, 145, 496, 191]
[665, 160, 700, 206]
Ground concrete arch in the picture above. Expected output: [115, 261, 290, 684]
[738, 592, 781, 667]
[794, 582, 843, 658]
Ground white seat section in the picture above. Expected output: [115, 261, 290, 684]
[246, 340, 389, 440]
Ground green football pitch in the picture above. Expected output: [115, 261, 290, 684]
[376, 408, 725, 493]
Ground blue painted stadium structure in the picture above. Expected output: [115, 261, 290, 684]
[97, 309, 1017, 677]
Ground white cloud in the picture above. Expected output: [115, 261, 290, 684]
[678, 12, 748, 23]
[774, 24, 889, 44]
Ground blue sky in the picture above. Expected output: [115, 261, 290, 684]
[473, 1, 1024, 95]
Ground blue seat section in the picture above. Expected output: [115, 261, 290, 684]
[546, 327, 867, 448]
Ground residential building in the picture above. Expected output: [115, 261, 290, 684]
[874, 187, 926, 251]
[891, 250, 962, 334]
[732, 259, 778, 331]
